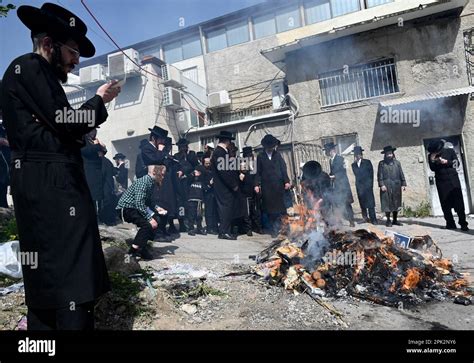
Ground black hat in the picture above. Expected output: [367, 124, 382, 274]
[148, 126, 168, 139]
[113, 153, 126, 160]
[323, 142, 337, 151]
[196, 151, 205, 157]
[261, 134, 278, 148]
[242, 146, 253, 157]
[353, 146, 364, 155]
[215, 131, 235, 141]
[165, 137, 173, 146]
[302, 161, 322, 179]
[17, 3, 95, 57]
[427, 140, 445, 154]
[381, 145, 397, 154]
[176, 138, 189, 146]
[139, 139, 149, 148]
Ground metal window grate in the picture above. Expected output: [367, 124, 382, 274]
[318, 59, 399, 107]
[464, 28, 474, 87]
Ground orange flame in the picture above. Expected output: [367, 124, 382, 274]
[402, 268, 421, 291]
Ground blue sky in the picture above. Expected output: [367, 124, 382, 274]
[0, 0, 265, 75]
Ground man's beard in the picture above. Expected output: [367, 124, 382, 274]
[52, 44, 70, 84]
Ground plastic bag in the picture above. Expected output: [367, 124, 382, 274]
[0, 241, 23, 279]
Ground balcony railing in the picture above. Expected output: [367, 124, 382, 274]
[211, 102, 274, 125]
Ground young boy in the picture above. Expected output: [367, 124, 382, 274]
[116, 165, 167, 260]
[187, 165, 208, 236]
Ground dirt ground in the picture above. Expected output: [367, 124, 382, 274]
[0, 215, 473, 330]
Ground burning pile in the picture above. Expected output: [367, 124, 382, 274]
[254, 194, 472, 307]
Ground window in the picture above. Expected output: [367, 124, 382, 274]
[366, 0, 393, 8]
[163, 35, 202, 63]
[321, 134, 358, 155]
[254, 13, 276, 39]
[275, 6, 301, 33]
[206, 21, 250, 52]
[318, 58, 399, 107]
[305, 0, 332, 25]
[254, 6, 302, 39]
[227, 21, 250, 47]
[182, 67, 198, 84]
[330, 0, 360, 17]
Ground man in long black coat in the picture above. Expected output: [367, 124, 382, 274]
[377, 146, 407, 227]
[0, 3, 120, 330]
[135, 139, 149, 179]
[99, 151, 118, 226]
[174, 138, 199, 232]
[351, 146, 377, 224]
[203, 156, 219, 234]
[301, 161, 332, 223]
[324, 142, 355, 227]
[0, 124, 10, 208]
[240, 146, 262, 236]
[255, 134, 291, 238]
[211, 131, 240, 240]
[428, 140, 469, 231]
[113, 153, 128, 190]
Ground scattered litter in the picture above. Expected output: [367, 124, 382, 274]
[0, 282, 24, 296]
[16, 316, 27, 331]
[0, 241, 23, 279]
[180, 304, 197, 315]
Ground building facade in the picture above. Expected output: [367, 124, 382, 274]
[68, 0, 473, 216]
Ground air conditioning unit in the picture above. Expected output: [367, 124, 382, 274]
[161, 64, 183, 88]
[163, 87, 183, 109]
[208, 90, 231, 109]
[107, 48, 140, 78]
[271, 80, 288, 111]
[79, 64, 106, 85]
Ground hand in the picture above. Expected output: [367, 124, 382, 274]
[158, 143, 165, 151]
[329, 175, 336, 180]
[439, 158, 448, 165]
[177, 171, 183, 178]
[93, 139, 100, 145]
[210, 178, 213, 185]
[381, 186, 387, 192]
[149, 218, 158, 229]
[96, 81, 121, 103]
[156, 207, 168, 215]
[0, 138, 9, 147]
[239, 173, 245, 181]
[284, 183, 291, 190]
[254, 186, 260, 194]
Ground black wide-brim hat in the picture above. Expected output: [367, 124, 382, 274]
[242, 146, 253, 157]
[215, 131, 235, 141]
[148, 126, 168, 139]
[17, 3, 95, 58]
[427, 139, 445, 154]
[176, 138, 190, 146]
[381, 145, 397, 154]
[323, 142, 337, 151]
[261, 134, 278, 148]
[113, 153, 126, 160]
[353, 146, 364, 155]
[302, 161, 322, 179]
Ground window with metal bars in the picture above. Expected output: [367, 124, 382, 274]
[464, 28, 474, 86]
[318, 58, 399, 107]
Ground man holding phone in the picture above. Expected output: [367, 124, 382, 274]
[0, 3, 121, 330]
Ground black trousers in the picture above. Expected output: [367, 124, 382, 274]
[361, 207, 377, 222]
[242, 197, 262, 232]
[204, 192, 218, 231]
[215, 191, 234, 236]
[187, 200, 203, 230]
[0, 182, 8, 208]
[438, 186, 468, 228]
[121, 208, 154, 248]
[27, 301, 95, 330]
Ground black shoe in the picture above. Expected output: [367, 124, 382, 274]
[207, 229, 218, 235]
[246, 231, 253, 237]
[370, 220, 378, 225]
[128, 246, 140, 258]
[139, 247, 154, 261]
[461, 225, 469, 232]
[392, 221, 403, 226]
[386, 220, 392, 227]
[254, 229, 263, 235]
[218, 233, 237, 240]
[179, 223, 188, 232]
[196, 229, 207, 235]
[154, 233, 172, 242]
[188, 229, 196, 236]
[445, 224, 457, 230]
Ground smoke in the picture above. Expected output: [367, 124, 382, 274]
[301, 230, 329, 269]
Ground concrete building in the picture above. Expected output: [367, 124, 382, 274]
[69, 0, 474, 216]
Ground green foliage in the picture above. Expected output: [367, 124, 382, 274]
[0, 218, 18, 242]
[403, 201, 431, 218]
[0, 4, 16, 18]
[0, 275, 21, 288]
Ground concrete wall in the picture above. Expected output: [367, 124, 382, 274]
[283, 10, 474, 213]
